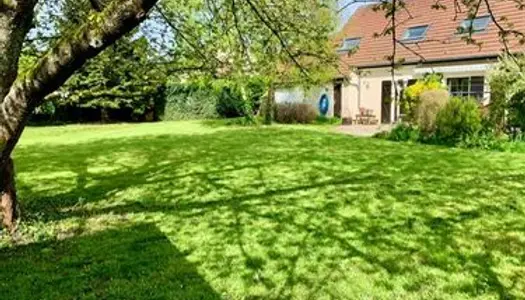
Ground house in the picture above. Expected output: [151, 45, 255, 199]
[276, 0, 525, 123]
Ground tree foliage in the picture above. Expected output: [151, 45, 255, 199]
[153, 0, 338, 83]
[21, 0, 339, 123]
[163, 75, 267, 121]
[52, 37, 166, 121]
[489, 54, 525, 132]
[435, 97, 483, 145]
[402, 74, 447, 122]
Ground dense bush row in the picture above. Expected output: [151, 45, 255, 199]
[274, 103, 318, 124]
[164, 81, 325, 124]
[30, 87, 166, 124]
[164, 80, 325, 125]
[31, 77, 268, 124]
[31, 78, 332, 126]
[158, 78, 268, 121]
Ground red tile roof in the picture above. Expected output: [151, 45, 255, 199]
[336, 0, 525, 70]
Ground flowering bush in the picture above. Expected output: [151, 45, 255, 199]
[402, 74, 447, 122]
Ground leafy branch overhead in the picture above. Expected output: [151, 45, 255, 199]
[25, 0, 339, 114]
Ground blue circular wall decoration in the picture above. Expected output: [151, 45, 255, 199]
[319, 94, 330, 116]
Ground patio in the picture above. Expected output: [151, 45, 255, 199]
[336, 124, 394, 137]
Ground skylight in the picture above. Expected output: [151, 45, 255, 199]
[338, 38, 361, 52]
[457, 16, 490, 34]
[401, 25, 429, 42]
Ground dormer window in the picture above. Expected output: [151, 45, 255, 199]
[457, 16, 490, 34]
[338, 38, 361, 52]
[401, 25, 429, 42]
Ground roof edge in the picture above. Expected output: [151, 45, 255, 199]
[354, 54, 500, 69]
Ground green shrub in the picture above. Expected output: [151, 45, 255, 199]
[488, 54, 525, 133]
[245, 77, 266, 114]
[402, 74, 447, 121]
[378, 101, 507, 151]
[386, 123, 421, 142]
[415, 90, 449, 134]
[457, 131, 506, 151]
[164, 77, 267, 121]
[34, 101, 57, 117]
[215, 87, 246, 119]
[435, 97, 482, 145]
[508, 90, 525, 132]
[488, 86, 507, 132]
[214, 77, 267, 119]
[373, 130, 391, 139]
[275, 103, 318, 124]
[314, 116, 342, 125]
[163, 84, 218, 121]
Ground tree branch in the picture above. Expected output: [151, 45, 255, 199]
[154, 4, 221, 69]
[483, 0, 522, 60]
[244, 0, 309, 77]
[337, 0, 383, 14]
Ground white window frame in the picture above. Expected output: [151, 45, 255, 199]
[338, 38, 361, 52]
[401, 25, 430, 42]
[447, 76, 485, 101]
[457, 16, 490, 34]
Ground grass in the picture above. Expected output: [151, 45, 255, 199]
[2, 120, 525, 299]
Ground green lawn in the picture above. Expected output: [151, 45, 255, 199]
[2, 121, 525, 299]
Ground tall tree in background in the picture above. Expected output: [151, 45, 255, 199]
[23, 0, 170, 123]
[49, 37, 167, 122]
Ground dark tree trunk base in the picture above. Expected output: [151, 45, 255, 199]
[1, 158, 17, 232]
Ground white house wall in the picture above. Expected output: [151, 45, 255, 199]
[275, 86, 335, 117]
[356, 66, 417, 122]
[274, 60, 497, 124]
[275, 87, 304, 104]
[440, 69, 494, 106]
[342, 74, 359, 119]
[342, 60, 497, 123]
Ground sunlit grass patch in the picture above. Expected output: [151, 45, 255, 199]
[1, 121, 525, 299]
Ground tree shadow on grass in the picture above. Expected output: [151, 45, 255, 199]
[0, 224, 222, 300]
[10, 128, 525, 299]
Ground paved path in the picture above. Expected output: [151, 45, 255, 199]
[336, 124, 394, 137]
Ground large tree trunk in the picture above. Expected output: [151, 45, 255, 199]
[0, 0, 158, 230]
[0, 1, 35, 100]
[0, 1, 37, 230]
[1, 158, 17, 231]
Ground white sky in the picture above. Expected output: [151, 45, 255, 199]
[338, 1, 365, 29]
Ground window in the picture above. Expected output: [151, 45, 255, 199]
[447, 76, 485, 101]
[338, 38, 361, 52]
[457, 16, 490, 34]
[401, 25, 429, 42]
